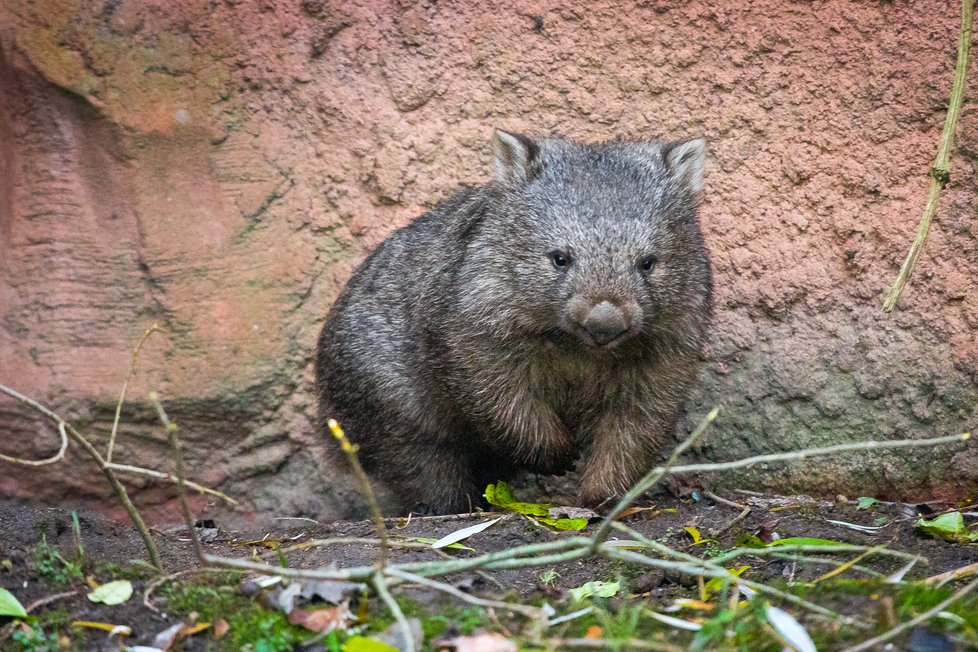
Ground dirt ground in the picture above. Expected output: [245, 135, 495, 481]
[2, 491, 978, 650]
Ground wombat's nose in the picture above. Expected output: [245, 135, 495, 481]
[582, 301, 628, 345]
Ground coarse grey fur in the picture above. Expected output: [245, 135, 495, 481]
[315, 131, 712, 514]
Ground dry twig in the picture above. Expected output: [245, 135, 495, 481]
[151, 392, 206, 566]
[883, 0, 974, 310]
[107, 323, 160, 462]
[0, 382, 164, 572]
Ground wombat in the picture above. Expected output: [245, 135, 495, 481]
[315, 131, 712, 515]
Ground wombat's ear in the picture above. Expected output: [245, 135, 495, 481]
[663, 138, 706, 193]
[493, 129, 542, 184]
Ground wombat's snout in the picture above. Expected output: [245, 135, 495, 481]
[581, 301, 630, 345]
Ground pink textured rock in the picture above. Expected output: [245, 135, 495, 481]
[0, 0, 975, 523]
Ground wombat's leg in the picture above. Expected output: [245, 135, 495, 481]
[494, 397, 577, 475]
[578, 407, 678, 504]
[386, 445, 484, 515]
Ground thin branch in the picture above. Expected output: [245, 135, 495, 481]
[328, 418, 389, 566]
[25, 590, 77, 613]
[151, 392, 206, 566]
[386, 568, 546, 622]
[104, 462, 238, 505]
[0, 382, 164, 572]
[925, 561, 978, 586]
[540, 638, 683, 652]
[768, 553, 886, 579]
[374, 572, 415, 652]
[107, 323, 160, 462]
[711, 543, 922, 566]
[812, 545, 886, 583]
[883, 0, 974, 311]
[0, 420, 68, 467]
[848, 575, 978, 651]
[605, 546, 862, 627]
[650, 432, 969, 477]
[604, 524, 864, 627]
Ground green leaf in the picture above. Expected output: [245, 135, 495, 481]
[685, 526, 712, 545]
[734, 533, 766, 548]
[767, 537, 847, 547]
[0, 587, 28, 618]
[703, 566, 749, 595]
[856, 497, 878, 510]
[484, 482, 551, 516]
[914, 512, 978, 543]
[87, 580, 133, 605]
[344, 636, 399, 652]
[537, 517, 589, 531]
[569, 580, 620, 602]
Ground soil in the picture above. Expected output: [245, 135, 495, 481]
[2, 491, 978, 650]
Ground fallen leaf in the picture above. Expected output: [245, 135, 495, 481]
[914, 512, 978, 543]
[213, 619, 229, 638]
[70, 621, 132, 637]
[857, 497, 878, 510]
[240, 574, 283, 595]
[684, 526, 711, 545]
[431, 518, 501, 548]
[0, 587, 27, 618]
[703, 566, 749, 596]
[87, 580, 133, 605]
[152, 622, 185, 650]
[484, 482, 550, 516]
[585, 625, 603, 638]
[344, 636, 400, 652]
[484, 481, 589, 529]
[375, 617, 424, 651]
[616, 506, 678, 519]
[180, 622, 211, 637]
[547, 506, 599, 520]
[825, 519, 884, 533]
[569, 580, 620, 602]
[767, 537, 847, 547]
[270, 581, 303, 613]
[537, 517, 589, 531]
[287, 605, 350, 633]
[300, 578, 365, 604]
[148, 619, 212, 651]
[439, 633, 517, 652]
[671, 598, 715, 611]
[766, 606, 816, 652]
[646, 610, 703, 631]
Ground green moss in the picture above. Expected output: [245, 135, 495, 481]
[160, 576, 310, 651]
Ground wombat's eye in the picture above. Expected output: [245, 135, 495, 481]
[548, 250, 571, 269]
[640, 255, 658, 272]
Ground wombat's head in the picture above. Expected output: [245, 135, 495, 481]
[474, 130, 712, 353]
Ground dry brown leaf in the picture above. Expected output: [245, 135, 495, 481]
[213, 619, 229, 639]
[287, 605, 350, 633]
[440, 633, 517, 652]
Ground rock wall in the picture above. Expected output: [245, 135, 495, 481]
[0, 0, 975, 524]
